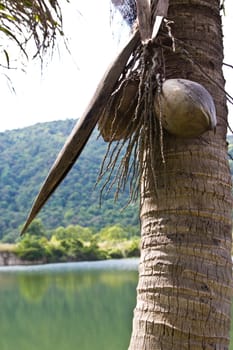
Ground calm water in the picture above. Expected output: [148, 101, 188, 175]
[0, 258, 232, 350]
[0, 259, 138, 350]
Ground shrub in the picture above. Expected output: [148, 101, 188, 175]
[15, 234, 47, 261]
[22, 219, 47, 237]
[96, 225, 129, 242]
[53, 225, 93, 242]
[81, 244, 109, 261]
[45, 244, 66, 262]
[16, 246, 46, 261]
[109, 249, 124, 259]
[125, 239, 140, 257]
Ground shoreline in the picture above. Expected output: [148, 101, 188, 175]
[0, 250, 44, 266]
[0, 250, 140, 268]
[0, 256, 139, 272]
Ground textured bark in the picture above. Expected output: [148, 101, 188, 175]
[129, 1, 233, 349]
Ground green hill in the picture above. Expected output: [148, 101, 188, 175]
[1, 120, 232, 242]
[0, 120, 139, 240]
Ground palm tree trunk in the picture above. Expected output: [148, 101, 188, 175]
[129, 1, 233, 349]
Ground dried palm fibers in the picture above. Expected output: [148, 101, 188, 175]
[97, 3, 216, 201]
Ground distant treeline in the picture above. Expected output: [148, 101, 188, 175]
[13, 219, 140, 262]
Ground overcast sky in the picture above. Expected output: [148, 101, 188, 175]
[0, 0, 232, 133]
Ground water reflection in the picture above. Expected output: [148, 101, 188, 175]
[0, 259, 232, 349]
[0, 259, 138, 350]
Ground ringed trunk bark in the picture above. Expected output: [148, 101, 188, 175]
[129, 1, 233, 349]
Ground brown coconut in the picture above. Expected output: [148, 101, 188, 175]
[154, 79, 217, 138]
[98, 77, 140, 142]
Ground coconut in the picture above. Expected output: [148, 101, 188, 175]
[154, 79, 217, 138]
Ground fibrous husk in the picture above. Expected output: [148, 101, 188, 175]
[98, 76, 140, 142]
[155, 78, 217, 138]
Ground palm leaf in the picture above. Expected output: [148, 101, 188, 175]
[0, 0, 64, 61]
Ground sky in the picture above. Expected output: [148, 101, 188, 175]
[0, 0, 232, 133]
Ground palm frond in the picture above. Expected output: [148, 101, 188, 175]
[0, 0, 64, 63]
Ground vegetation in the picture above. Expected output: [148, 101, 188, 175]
[0, 0, 63, 70]
[0, 1, 232, 348]
[13, 219, 140, 263]
[1, 120, 232, 262]
[0, 119, 139, 240]
[1, 120, 232, 261]
[1, 120, 233, 243]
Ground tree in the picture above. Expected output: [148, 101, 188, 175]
[21, 218, 46, 237]
[128, 1, 233, 347]
[20, 1, 232, 349]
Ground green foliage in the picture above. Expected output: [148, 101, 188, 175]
[125, 238, 140, 258]
[22, 219, 47, 237]
[52, 225, 93, 242]
[0, 119, 139, 240]
[97, 225, 129, 241]
[15, 234, 47, 261]
[109, 249, 124, 259]
[13, 222, 140, 263]
[57, 238, 109, 261]
[78, 243, 109, 261]
[96, 225, 139, 242]
[1, 231, 18, 243]
[45, 244, 66, 263]
[0, 0, 63, 68]
[14, 226, 109, 263]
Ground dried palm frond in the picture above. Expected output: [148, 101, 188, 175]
[98, 0, 168, 202]
[97, 38, 166, 203]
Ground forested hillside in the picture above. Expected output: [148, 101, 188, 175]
[0, 120, 139, 240]
[1, 121, 232, 242]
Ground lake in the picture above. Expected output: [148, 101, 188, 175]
[0, 258, 232, 350]
[0, 259, 138, 350]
